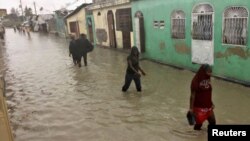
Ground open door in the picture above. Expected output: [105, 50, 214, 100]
[192, 4, 214, 65]
[122, 31, 131, 49]
[134, 11, 145, 53]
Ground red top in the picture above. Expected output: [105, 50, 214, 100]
[191, 65, 212, 108]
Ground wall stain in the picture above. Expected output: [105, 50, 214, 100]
[96, 29, 107, 45]
[174, 43, 190, 54]
[215, 47, 250, 60]
[159, 41, 166, 51]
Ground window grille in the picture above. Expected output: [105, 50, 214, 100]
[192, 4, 213, 40]
[171, 10, 185, 39]
[223, 7, 248, 46]
[153, 21, 165, 29]
[153, 21, 159, 28]
[159, 21, 165, 29]
[115, 8, 132, 31]
[193, 4, 213, 13]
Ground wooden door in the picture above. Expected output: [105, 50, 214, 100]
[107, 11, 116, 48]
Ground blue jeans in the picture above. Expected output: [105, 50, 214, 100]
[122, 73, 141, 92]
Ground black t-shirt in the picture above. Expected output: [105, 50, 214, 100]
[126, 55, 139, 74]
[69, 40, 77, 54]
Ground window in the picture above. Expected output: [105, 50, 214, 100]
[159, 20, 165, 29]
[192, 15, 213, 40]
[192, 4, 213, 40]
[153, 20, 165, 29]
[223, 7, 248, 46]
[153, 21, 159, 28]
[116, 8, 132, 31]
[69, 22, 77, 33]
[171, 10, 185, 39]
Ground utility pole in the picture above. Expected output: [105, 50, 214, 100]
[33, 1, 37, 15]
[20, 0, 24, 21]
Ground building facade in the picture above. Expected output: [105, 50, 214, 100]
[132, 0, 250, 85]
[65, 4, 89, 38]
[89, 0, 134, 49]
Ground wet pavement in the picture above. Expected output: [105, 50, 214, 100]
[0, 29, 250, 141]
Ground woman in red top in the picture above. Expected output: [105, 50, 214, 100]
[189, 64, 216, 130]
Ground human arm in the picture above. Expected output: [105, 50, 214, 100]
[128, 59, 140, 76]
[138, 66, 146, 76]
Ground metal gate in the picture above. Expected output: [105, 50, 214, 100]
[192, 4, 214, 65]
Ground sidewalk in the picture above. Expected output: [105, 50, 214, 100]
[0, 77, 14, 141]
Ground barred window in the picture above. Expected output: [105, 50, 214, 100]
[223, 7, 248, 46]
[115, 8, 132, 31]
[192, 4, 213, 40]
[171, 10, 185, 39]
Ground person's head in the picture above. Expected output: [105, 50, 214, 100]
[80, 33, 86, 39]
[202, 64, 212, 76]
[130, 46, 139, 57]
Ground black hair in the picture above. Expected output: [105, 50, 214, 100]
[130, 46, 139, 58]
[203, 64, 212, 72]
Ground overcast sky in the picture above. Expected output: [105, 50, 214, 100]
[0, 0, 92, 14]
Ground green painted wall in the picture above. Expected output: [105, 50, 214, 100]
[86, 14, 97, 47]
[132, 0, 250, 85]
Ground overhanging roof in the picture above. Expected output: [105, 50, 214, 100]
[64, 3, 91, 19]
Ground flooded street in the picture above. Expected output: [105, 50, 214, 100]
[0, 29, 250, 141]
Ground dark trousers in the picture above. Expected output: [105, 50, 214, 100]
[122, 73, 141, 92]
[75, 55, 82, 67]
[72, 55, 77, 65]
[82, 53, 87, 66]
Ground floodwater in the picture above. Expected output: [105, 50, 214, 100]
[0, 29, 250, 141]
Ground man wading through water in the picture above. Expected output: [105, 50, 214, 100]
[69, 34, 78, 66]
[122, 46, 146, 92]
[76, 33, 93, 67]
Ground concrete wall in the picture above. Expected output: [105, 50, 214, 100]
[92, 4, 134, 48]
[132, 0, 250, 85]
[66, 8, 88, 37]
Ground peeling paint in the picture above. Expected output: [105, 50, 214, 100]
[215, 47, 250, 60]
[174, 43, 190, 54]
[159, 41, 165, 50]
[215, 52, 224, 58]
[96, 29, 107, 45]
